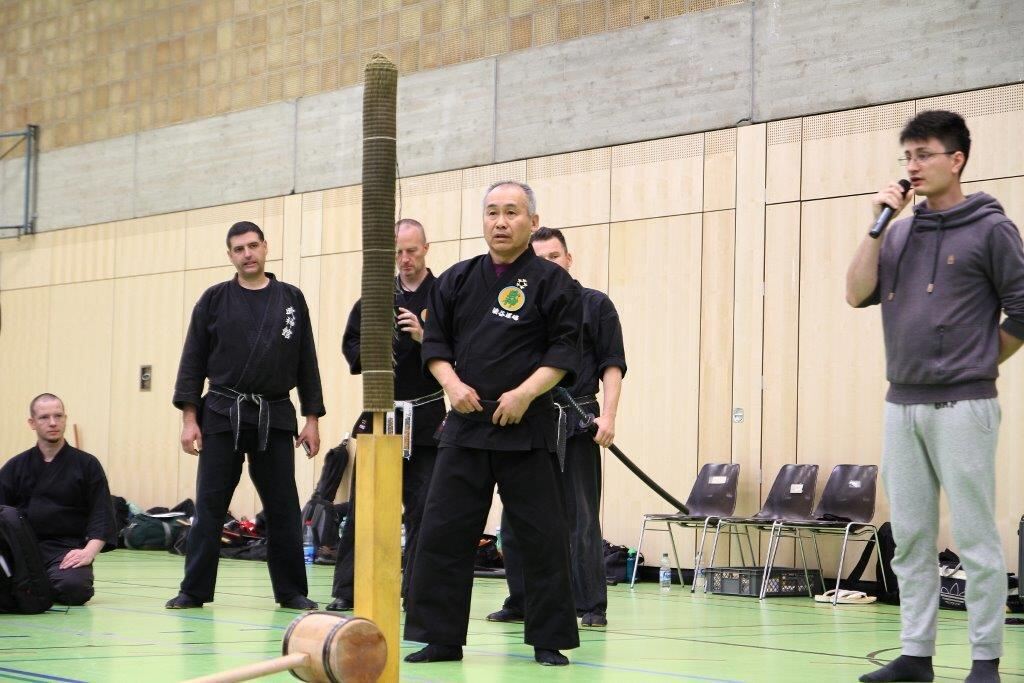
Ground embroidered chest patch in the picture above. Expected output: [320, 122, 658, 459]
[497, 286, 526, 312]
[282, 306, 297, 339]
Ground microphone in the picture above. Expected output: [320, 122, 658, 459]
[869, 179, 912, 239]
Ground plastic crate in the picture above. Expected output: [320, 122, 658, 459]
[704, 566, 823, 597]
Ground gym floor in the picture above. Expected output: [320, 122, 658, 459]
[0, 551, 1020, 682]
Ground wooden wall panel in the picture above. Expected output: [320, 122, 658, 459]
[300, 192, 325, 258]
[397, 170, 463, 243]
[801, 102, 915, 201]
[46, 280, 114, 460]
[297, 254, 324, 500]
[604, 215, 702, 560]
[460, 161, 527, 240]
[108, 271, 185, 509]
[703, 130, 736, 211]
[425, 240, 461, 278]
[760, 203, 801, 564]
[560, 224, 609, 293]
[459, 237, 488, 259]
[697, 211, 735, 465]
[51, 222, 117, 285]
[321, 185, 362, 255]
[281, 195, 303, 286]
[797, 197, 888, 528]
[609, 134, 704, 222]
[918, 84, 1024, 183]
[0, 288, 50, 461]
[0, 232, 56, 290]
[317, 251, 364, 460]
[527, 149, 611, 229]
[731, 124, 766, 526]
[766, 119, 802, 205]
[114, 214, 187, 278]
[762, 204, 800, 493]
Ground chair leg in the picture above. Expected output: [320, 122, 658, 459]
[692, 520, 710, 594]
[706, 520, 726, 594]
[795, 530, 815, 598]
[742, 527, 756, 567]
[831, 525, 854, 606]
[807, 532, 826, 594]
[631, 517, 649, 589]
[666, 523, 684, 588]
[810, 532, 824, 583]
[870, 526, 889, 595]
[760, 523, 780, 600]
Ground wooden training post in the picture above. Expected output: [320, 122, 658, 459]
[183, 612, 387, 683]
[355, 52, 402, 683]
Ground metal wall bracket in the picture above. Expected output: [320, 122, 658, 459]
[0, 125, 39, 238]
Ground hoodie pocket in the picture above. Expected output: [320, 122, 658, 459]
[937, 324, 984, 378]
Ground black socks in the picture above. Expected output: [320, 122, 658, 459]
[404, 644, 569, 667]
[859, 655, 934, 682]
[534, 648, 569, 666]
[404, 644, 463, 663]
[965, 658, 1000, 683]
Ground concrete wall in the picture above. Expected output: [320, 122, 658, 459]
[3, 0, 1022, 233]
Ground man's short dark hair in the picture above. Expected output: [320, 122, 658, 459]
[29, 393, 63, 417]
[530, 226, 568, 252]
[225, 221, 265, 247]
[899, 110, 971, 174]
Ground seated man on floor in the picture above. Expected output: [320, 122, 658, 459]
[0, 393, 117, 605]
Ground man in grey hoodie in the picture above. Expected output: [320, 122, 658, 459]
[847, 110, 1024, 683]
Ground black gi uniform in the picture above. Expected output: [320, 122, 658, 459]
[173, 273, 325, 604]
[500, 285, 627, 617]
[331, 273, 445, 602]
[0, 444, 117, 605]
[404, 247, 582, 650]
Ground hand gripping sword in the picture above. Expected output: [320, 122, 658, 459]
[555, 388, 689, 514]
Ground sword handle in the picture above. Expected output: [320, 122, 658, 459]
[555, 388, 595, 429]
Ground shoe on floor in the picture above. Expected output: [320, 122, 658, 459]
[859, 655, 934, 682]
[534, 648, 569, 666]
[325, 597, 353, 612]
[165, 593, 203, 609]
[485, 607, 524, 623]
[404, 644, 463, 663]
[580, 611, 607, 627]
[279, 595, 318, 610]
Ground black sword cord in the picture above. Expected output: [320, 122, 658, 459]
[556, 388, 689, 514]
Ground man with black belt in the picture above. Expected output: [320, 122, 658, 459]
[325, 219, 445, 612]
[403, 181, 582, 667]
[487, 226, 626, 629]
[167, 220, 325, 610]
[0, 393, 117, 606]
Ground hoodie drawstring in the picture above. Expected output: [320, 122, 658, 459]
[888, 216, 916, 301]
[927, 215, 945, 294]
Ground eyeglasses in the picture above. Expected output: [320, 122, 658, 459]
[898, 151, 956, 166]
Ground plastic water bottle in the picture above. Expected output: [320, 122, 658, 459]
[659, 553, 672, 592]
[495, 526, 502, 553]
[625, 548, 637, 586]
[302, 521, 315, 566]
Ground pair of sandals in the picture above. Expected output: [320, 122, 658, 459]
[814, 588, 877, 604]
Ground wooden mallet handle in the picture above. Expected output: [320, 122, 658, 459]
[182, 652, 309, 683]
